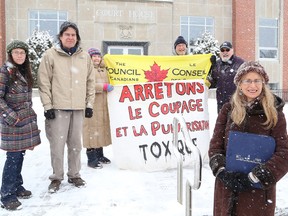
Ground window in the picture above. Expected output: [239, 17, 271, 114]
[105, 0, 173, 2]
[180, 16, 214, 48]
[269, 83, 279, 90]
[29, 10, 67, 38]
[109, 46, 143, 55]
[259, 18, 278, 59]
[103, 41, 149, 55]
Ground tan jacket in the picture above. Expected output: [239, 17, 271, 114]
[38, 45, 95, 111]
[83, 60, 112, 148]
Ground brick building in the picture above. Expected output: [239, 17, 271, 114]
[0, 0, 287, 91]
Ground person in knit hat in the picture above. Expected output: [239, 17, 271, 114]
[173, 36, 188, 55]
[209, 60, 288, 216]
[6, 40, 29, 55]
[234, 61, 269, 85]
[88, 47, 101, 57]
[38, 21, 95, 193]
[83, 48, 113, 169]
[0, 40, 41, 210]
[173, 35, 217, 87]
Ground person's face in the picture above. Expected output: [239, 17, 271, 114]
[91, 54, 102, 66]
[239, 72, 264, 102]
[220, 47, 233, 62]
[11, 48, 26, 65]
[60, 27, 77, 49]
[175, 43, 187, 55]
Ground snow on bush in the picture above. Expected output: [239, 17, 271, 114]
[26, 30, 54, 87]
[190, 32, 220, 57]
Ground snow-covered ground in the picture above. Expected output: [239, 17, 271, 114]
[0, 96, 288, 216]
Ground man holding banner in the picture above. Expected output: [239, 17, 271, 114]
[173, 36, 188, 55]
[208, 41, 245, 113]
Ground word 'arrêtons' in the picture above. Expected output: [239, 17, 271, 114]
[119, 81, 204, 102]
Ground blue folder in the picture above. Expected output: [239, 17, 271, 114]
[226, 131, 276, 188]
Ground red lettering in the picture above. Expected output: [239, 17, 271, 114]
[163, 82, 173, 98]
[153, 83, 164, 99]
[148, 101, 160, 117]
[134, 85, 145, 101]
[148, 99, 203, 117]
[119, 86, 134, 102]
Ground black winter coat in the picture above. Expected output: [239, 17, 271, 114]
[209, 55, 244, 112]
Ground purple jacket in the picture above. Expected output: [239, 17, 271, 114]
[209, 55, 244, 112]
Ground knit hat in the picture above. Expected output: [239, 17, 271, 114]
[234, 61, 269, 85]
[6, 40, 29, 54]
[220, 41, 233, 49]
[174, 36, 188, 49]
[88, 48, 101, 57]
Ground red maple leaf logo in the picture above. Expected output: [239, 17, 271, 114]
[144, 61, 169, 82]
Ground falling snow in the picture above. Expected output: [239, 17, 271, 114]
[0, 96, 288, 216]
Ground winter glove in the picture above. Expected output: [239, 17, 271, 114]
[85, 108, 93, 118]
[210, 55, 217, 67]
[217, 170, 254, 192]
[103, 83, 114, 92]
[44, 109, 56, 120]
[251, 164, 276, 189]
[234, 172, 254, 191]
[209, 154, 226, 176]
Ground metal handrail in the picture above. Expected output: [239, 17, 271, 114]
[172, 115, 202, 216]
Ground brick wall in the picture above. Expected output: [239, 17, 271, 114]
[232, 0, 255, 61]
[283, 1, 288, 90]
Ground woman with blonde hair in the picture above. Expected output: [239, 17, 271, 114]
[208, 61, 288, 215]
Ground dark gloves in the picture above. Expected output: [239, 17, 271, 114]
[44, 109, 55, 120]
[252, 164, 276, 189]
[217, 170, 254, 192]
[209, 154, 226, 176]
[85, 108, 93, 118]
[210, 55, 217, 66]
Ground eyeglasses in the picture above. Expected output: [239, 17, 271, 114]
[12, 51, 26, 56]
[241, 79, 264, 85]
[220, 48, 230, 52]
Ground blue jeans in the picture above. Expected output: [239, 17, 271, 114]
[0, 151, 25, 204]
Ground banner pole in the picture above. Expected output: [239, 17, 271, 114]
[173, 115, 202, 216]
[186, 180, 192, 216]
[173, 117, 183, 204]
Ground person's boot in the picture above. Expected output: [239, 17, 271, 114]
[97, 147, 111, 164]
[16, 189, 32, 199]
[68, 177, 86, 187]
[1, 199, 22, 211]
[48, 180, 61, 193]
[86, 148, 103, 169]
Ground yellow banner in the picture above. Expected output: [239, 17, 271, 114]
[103, 54, 212, 85]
